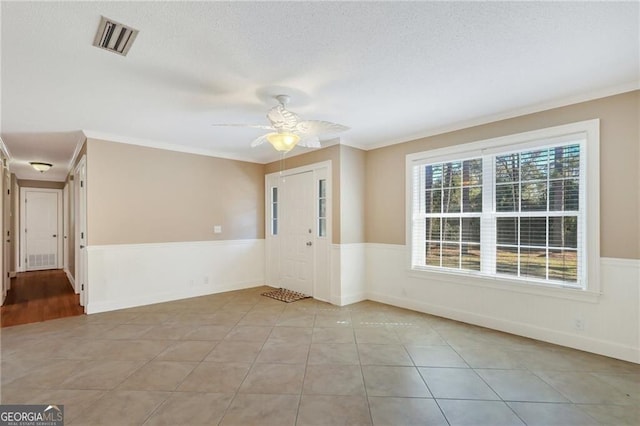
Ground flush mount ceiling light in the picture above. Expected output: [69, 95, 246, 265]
[93, 16, 139, 56]
[30, 162, 52, 173]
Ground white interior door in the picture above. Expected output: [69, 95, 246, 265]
[0, 164, 5, 302]
[12, 178, 19, 277]
[75, 156, 87, 308]
[24, 190, 59, 271]
[63, 183, 69, 274]
[4, 170, 11, 296]
[279, 171, 315, 295]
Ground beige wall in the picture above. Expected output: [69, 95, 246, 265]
[265, 145, 342, 243]
[340, 145, 366, 244]
[365, 90, 640, 259]
[18, 179, 65, 189]
[87, 139, 265, 245]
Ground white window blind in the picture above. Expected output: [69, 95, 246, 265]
[409, 130, 590, 289]
[411, 158, 483, 272]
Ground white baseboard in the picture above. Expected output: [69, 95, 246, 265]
[64, 268, 77, 293]
[367, 290, 639, 364]
[340, 292, 367, 306]
[88, 280, 263, 314]
[86, 239, 265, 314]
[366, 243, 640, 364]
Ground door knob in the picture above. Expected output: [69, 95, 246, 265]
[80, 245, 85, 249]
[52, 234, 57, 237]
[306, 241, 313, 246]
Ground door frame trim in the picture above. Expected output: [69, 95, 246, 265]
[4, 168, 10, 298]
[265, 160, 332, 301]
[19, 187, 63, 272]
[63, 183, 70, 274]
[74, 155, 87, 309]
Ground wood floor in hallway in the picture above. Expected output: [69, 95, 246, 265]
[1, 270, 83, 327]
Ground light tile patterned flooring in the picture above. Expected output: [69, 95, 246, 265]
[1, 286, 638, 425]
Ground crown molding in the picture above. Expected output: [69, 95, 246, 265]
[82, 130, 260, 164]
[0, 136, 12, 162]
[363, 82, 639, 151]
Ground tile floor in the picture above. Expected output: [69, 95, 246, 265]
[1, 286, 638, 425]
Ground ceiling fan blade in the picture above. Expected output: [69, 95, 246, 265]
[250, 134, 270, 148]
[211, 124, 274, 130]
[213, 96, 347, 152]
[295, 120, 349, 136]
[297, 136, 321, 149]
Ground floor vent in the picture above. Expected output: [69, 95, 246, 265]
[93, 16, 139, 56]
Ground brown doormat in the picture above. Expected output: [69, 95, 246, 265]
[262, 288, 311, 303]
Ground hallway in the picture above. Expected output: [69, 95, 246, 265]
[1, 270, 83, 327]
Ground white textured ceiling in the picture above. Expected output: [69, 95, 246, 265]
[1, 1, 638, 180]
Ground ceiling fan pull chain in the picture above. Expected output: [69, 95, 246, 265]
[279, 151, 288, 176]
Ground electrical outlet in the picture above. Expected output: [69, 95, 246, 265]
[214, 225, 222, 234]
[203, 276, 209, 285]
[574, 318, 585, 331]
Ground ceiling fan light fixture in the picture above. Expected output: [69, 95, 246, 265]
[29, 162, 53, 173]
[266, 132, 300, 152]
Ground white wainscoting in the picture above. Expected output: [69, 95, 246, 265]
[331, 243, 367, 306]
[365, 243, 640, 363]
[86, 239, 265, 314]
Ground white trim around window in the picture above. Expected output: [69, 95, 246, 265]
[406, 119, 601, 300]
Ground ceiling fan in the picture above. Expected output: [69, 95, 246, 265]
[213, 95, 349, 152]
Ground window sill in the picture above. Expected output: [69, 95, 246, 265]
[407, 267, 601, 303]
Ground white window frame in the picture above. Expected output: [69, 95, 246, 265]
[406, 119, 600, 302]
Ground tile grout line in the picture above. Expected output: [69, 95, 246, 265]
[396, 323, 452, 426]
[214, 300, 264, 426]
[214, 299, 287, 425]
[353, 317, 375, 426]
[293, 310, 317, 426]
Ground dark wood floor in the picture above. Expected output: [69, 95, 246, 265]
[1, 270, 84, 327]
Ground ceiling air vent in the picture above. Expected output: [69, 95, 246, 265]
[93, 16, 139, 56]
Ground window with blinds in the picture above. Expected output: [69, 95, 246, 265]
[408, 124, 595, 290]
[494, 145, 580, 283]
[413, 159, 483, 271]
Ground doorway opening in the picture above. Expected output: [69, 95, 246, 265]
[265, 161, 332, 302]
[20, 188, 63, 271]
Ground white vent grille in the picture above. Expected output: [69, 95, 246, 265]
[93, 16, 139, 56]
[28, 253, 57, 268]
